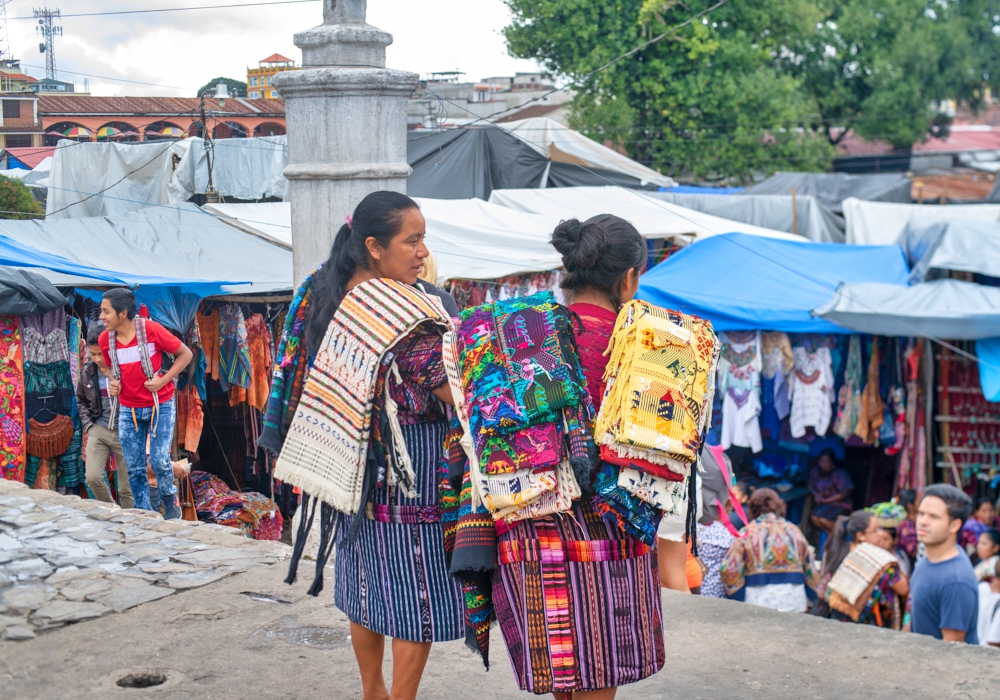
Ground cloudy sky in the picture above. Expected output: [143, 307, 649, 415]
[4, 0, 540, 96]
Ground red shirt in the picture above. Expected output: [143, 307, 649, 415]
[568, 302, 618, 411]
[99, 320, 182, 408]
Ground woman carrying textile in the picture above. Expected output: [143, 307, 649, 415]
[823, 510, 909, 629]
[721, 488, 820, 612]
[263, 192, 463, 700]
[491, 215, 663, 698]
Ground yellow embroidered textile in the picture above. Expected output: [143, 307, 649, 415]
[595, 301, 719, 476]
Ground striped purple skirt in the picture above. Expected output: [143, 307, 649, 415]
[492, 502, 665, 694]
[333, 421, 464, 643]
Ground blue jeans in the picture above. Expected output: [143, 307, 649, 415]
[118, 399, 177, 512]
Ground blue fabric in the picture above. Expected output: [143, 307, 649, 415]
[637, 233, 910, 332]
[0, 233, 239, 291]
[976, 337, 1000, 402]
[117, 399, 177, 512]
[910, 548, 979, 644]
[659, 185, 744, 194]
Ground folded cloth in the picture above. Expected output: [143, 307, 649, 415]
[274, 278, 453, 515]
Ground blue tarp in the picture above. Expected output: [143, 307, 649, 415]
[637, 233, 911, 333]
[659, 185, 745, 195]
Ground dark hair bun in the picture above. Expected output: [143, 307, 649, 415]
[551, 217, 612, 272]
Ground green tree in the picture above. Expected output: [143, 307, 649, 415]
[791, 0, 1000, 148]
[0, 176, 43, 220]
[504, 0, 834, 182]
[197, 77, 247, 98]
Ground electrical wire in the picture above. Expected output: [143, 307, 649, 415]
[10, 0, 320, 21]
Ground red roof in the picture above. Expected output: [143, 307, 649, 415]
[5, 146, 55, 169]
[260, 53, 293, 64]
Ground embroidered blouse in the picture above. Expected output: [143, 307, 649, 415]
[720, 513, 819, 600]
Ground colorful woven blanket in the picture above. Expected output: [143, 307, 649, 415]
[596, 300, 718, 478]
[450, 292, 594, 522]
[273, 278, 453, 515]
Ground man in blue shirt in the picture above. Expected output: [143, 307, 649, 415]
[910, 484, 979, 644]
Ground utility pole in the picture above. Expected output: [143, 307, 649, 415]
[34, 7, 62, 80]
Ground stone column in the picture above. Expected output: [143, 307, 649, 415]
[274, 0, 418, 284]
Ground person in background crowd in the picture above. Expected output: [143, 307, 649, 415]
[808, 448, 854, 537]
[77, 322, 133, 509]
[868, 501, 913, 577]
[961, 497, 999, 558]
[99, 288, 192, 519]
[824, 510, 909, 629]
[977, 559, 1000, 647]
[896, 489, 919, 566]
[974, 529, 1000, 582]
[910, 484, 979, 644]
[721, 488, 819, 612]
[414, 249, 459, 317]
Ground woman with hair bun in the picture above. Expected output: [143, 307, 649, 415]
[492, 214, 664, 698]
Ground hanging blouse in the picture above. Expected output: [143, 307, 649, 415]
[717, 330, 762, 452]
[788, 345, 835, 438]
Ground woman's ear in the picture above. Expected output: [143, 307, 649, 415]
[365, 236, 382, 262]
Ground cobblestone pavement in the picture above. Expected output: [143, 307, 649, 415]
[0, 478, 287, 642]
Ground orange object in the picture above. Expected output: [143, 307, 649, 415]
[685, 549, 704, 591]
[197, 311, 220, 381]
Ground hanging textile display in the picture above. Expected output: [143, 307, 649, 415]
[717, 330, 762, 452]
[788, 344, 836, 438]
[0, 316, 26, 482]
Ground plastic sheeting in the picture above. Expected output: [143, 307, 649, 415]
[204, 198, 563, 282]
[637, 233, 910, 332]
[488, 186, 801, 242]
[45, 137, 288, 220]
[649, 192, 845, 243]
[498, 118, 676, 189]
[0, 204, 291, 331]
[844, 198, 1000, 245]
[745, 171, 912, 214]
[0, 268, 71, 315]
[816, 279, 1000, 339]
[896, 219, 1000, 283]
[975, 337, 1000, 402]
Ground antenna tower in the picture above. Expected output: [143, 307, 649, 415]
[34, 7, 62, 80]
[0, 1, 11, 60]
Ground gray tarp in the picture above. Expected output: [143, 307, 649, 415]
[0, 203, 292, 330]
[648, 192, 845, 243]
[0, 267, 71, 315]
[896, 219, 1000, 283]
[745, 172, 912, 214]
[815, 279, 1000, 339]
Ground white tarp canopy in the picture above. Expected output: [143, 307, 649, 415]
[206, 198, 564, 282]
[45, 137, 288, 220]
[498, 118, 677, 189]
[815, 279, 1000, 339]
[897, 219, 1000, 283]
[844, 198, 1000, 245]
[488, 186, 802, 242]
[649, 191, 845, 243]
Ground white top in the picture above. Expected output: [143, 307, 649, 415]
[788, 346, 835, 438]
[977, 582, 1000, 647]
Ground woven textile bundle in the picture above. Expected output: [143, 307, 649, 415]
[273, 278, 453, 515]
[448, 291, 593, 523]
[592, 301, 719, 541]
[828, 541, 898, 606]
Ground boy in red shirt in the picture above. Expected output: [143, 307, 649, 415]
[99, 288, 192, 518]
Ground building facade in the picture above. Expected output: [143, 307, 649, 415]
[0, 60, 43, 149]
[246, 54, 297, 100]
[37, 95, 285, 144]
